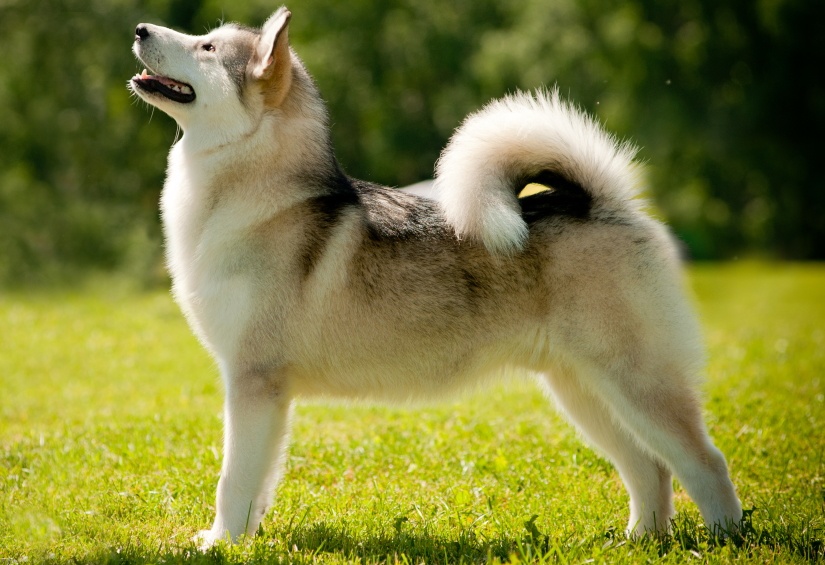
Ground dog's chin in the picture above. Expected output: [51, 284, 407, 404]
[132, 70, 196, 104]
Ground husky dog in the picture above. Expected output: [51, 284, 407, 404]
[129, 7, 742, 548]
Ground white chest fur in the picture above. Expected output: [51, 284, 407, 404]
[161, 144, 254, 360]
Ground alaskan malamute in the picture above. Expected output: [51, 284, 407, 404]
[129, 7, 742, 548]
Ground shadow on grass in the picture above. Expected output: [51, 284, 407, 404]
[280, 510, 824, 563]
[29, 526, 524, 565]
[43, 510, 824, 564]
[663, 508, 824, 563]
[282, 518, 550, 564]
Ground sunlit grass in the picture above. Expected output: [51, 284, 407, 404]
[1, 263, 823, 563]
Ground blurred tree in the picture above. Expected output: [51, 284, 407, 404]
[0, 0, 821, 286]
[0, 0, 170, 285]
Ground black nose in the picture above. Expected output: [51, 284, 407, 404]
[135, 25, 149, 40]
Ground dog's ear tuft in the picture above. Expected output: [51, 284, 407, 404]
[252, 7, 292, 82]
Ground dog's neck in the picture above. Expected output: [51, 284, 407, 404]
[177, 62, 340, 185]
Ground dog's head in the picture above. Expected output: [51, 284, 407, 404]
[130, 7, 293, 140]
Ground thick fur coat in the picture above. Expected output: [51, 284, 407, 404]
[129, 7, 742, 548]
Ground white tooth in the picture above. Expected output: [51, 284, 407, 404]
[141, 68, 149, 78]
[181, 86, 192, 94]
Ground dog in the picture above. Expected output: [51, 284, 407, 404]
[129, 7, 742, 548]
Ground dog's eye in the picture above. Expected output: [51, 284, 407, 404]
[202, 43, 215, 52]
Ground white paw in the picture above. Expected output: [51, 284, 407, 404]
[193, 528, 227, 551]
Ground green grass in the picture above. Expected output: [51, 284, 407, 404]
[1, 263, 823, 563]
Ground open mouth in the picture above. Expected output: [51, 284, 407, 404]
[132, 69, 196, 103]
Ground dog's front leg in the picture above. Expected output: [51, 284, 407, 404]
[195, 366, 292, 549]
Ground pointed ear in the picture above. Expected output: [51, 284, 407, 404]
[252, 7, 292, 81]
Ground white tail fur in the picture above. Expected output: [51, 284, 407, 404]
[434, 89, 640, 253]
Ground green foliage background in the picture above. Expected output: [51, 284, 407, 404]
[1, 0, 822, 285]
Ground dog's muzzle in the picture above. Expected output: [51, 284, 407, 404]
[131, 25, 196, 104]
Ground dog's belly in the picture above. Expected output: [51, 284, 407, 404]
[290, 360, 490, 403]
[287, 325, 528, 403]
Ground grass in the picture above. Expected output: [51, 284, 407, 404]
[1, 262, 823, 563]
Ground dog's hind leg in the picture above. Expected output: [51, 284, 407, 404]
[542, 367, 674, 535]
[195, 365, 292, 549]
[581, 363, 742, 534]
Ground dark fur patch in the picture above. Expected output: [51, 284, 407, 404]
[346, 181, 454, 302]
[295, 168, 359, 280]
[518, 170, 592, 224]
[459, 267, 487, 313]
[353, 180, 446, 241]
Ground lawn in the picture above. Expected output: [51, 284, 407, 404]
[1, 263, 823, 563]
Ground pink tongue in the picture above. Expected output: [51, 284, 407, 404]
[139, 69, 186, 89]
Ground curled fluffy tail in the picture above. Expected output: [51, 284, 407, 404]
[434, 88, 639, 253]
